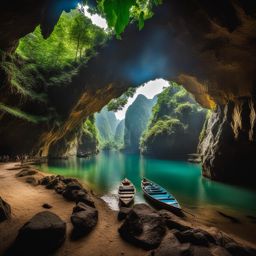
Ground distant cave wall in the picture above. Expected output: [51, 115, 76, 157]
[199, 97, 256, 186]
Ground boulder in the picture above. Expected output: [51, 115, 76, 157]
[16, 169, 37, 177]
[42, 203, 53, 209]
[25, 176, 38, 186]
[211, 246, 231, 256]
[224, 242, 255, 256]
[54, 181, 66, 194]
[118, 204, 166, 250]
[71, 205, 98, 238]
[191, 246, 213, 256]
[159, 210, 191, 231]
[174, 229, 210, 246]
[62, 183, 95, 207]
[150, 233, 190, 256]
[39, 175, 56, 186]
[118, 207, 132, 221]
[0, 197, 11, 221]
[73, 202, 90, 213]
[10, 211, 66, 255]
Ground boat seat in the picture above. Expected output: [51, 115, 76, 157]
[119, 186, 134, 190]
[148, 191, 167, 195]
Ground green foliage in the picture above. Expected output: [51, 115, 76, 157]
[99, 0, 161, 37]
[82, 116, 98, 140]
[17, 10, 107, 69]
[140, 82, 207, 157]
[107, 87, 136, 112]
[0, 103, 49, 123]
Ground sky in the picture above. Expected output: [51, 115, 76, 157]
[79, 5, 108, 29]
[115, 79, 169, 120]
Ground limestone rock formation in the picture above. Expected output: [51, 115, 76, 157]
[199, 97, 256, 186]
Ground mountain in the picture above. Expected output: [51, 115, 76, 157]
[123, 94, 157, 152]
[140, 83, 207, 159]
[114, 119, 125, 147]
[95, 106, 119, 148]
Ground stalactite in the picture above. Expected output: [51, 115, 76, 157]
[231, 101, 243, 139]
[249, 98, 256, 141]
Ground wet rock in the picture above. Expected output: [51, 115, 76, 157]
[39, 175, 55, 186]
[211, 246, 231, 256]
[16, 168, 37, 177]
[25, 176, 38, 186]
[150, 233, 190, 256]
[10, 211, 66, 255]
[54, 181, 66, 194]
[74, 190, 95, 207]
[175, 229, 210, 246]
[45, 176, 63, 189]
[118, 207, 132, 221]
[71, 205, 98, 238]
[42, 203, 52, 209]
[191, 246, 213, 256]
[224, 242, 255, 256]
[62, 183, 94, 207]
[159, 210, 191, 231]
[0, 197, 11, 222]
[119, 204, 166, 250]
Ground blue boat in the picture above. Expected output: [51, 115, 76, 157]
[141, 178, 182, 214]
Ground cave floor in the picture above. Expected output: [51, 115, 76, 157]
[0, 162, 146, 256]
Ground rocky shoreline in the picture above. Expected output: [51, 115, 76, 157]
[0, 162, 256, 256]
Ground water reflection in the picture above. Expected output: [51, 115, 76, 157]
[39, 151, 256, 215]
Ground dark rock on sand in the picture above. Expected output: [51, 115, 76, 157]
[9, 211, 66, 255]
[225, 242, 256, 256]
[159, 210, 191, 231]
[150, 233, 190, 256]
[16, 168, 37, 177]
[54, 181, 66, 194]
[73, 202, 90, 213]
[119, 204, 166, 250]
[42, 203, 52, 209]
[0, 197, 11, 221]
[118, 207, 132, 221]
[62, 183, 95, 207]
[174, 229, 210, 246]
[211, 246, 231, 256]
[191, 246, 213, 256]
[71, 204, 98, 239]
[25, 176, 38, 186]
[39, 175, 55, 186]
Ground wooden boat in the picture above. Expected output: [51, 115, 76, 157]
[141, 178, 182, 214]
[118, 178, 136, 206]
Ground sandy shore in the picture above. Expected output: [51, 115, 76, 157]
[0, 162, 255, 255]
[0, 162, 146, 256]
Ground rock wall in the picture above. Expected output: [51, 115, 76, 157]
[199, 97, 256, 186]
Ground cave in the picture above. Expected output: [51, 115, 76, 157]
[0, 0, 256, 255]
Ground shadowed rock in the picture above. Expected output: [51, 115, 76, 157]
[71, 204, 98, 239]
[42, 203, 52, 209]
[16, 169, 37, 177]
[118, 207, 132, 221]
[8, 211, 66, 255]
[150, 233, 190, 256]
[25, 176, 38, 186]
[0, 197, 11, 222]
[119, 204, 166, 250]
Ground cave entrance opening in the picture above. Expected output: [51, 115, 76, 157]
[79, 78, 209, 161]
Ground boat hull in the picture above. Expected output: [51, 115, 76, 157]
[141, 179, 182, 215]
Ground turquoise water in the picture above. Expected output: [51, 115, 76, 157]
[39, 151, 256, 215]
